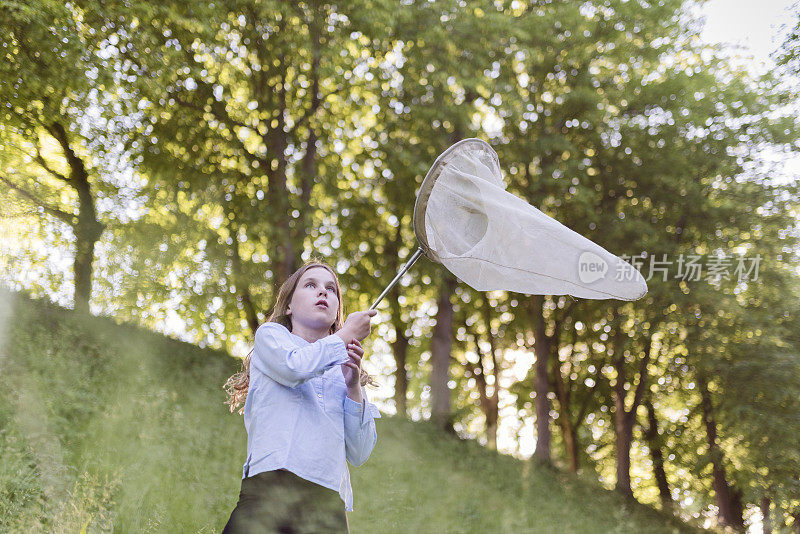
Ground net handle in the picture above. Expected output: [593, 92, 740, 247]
[369, 247, 425, 310]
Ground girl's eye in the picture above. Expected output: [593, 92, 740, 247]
[304, 281, 334, 292]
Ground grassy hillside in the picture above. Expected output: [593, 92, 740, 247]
[0, 288, 700, 533]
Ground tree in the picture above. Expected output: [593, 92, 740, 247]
[341, 0, 508, 429]
[776, 4, 800, 76]
[99, 0, 394, 344]
[1, 1, 120, 312]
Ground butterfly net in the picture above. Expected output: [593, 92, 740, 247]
[412, 138, 647, 301]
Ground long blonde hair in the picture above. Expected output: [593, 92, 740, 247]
[224, 260, 378, 415]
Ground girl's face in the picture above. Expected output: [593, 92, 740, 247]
[287, 266, 340, 332]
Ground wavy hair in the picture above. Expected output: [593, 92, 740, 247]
[224, 260, 377, 415]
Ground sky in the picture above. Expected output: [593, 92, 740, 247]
[697, 0, 797, 70]
[694, 0, 800, 177]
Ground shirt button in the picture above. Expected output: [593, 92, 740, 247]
[317, 393, 322, 398]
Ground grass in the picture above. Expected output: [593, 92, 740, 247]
[0, 288, 700, 533]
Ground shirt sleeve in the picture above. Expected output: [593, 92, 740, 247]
[343, 386, 381, 466]
[251, 322, 350, 388]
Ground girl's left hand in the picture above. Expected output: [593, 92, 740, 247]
[341, 339, 364, 389]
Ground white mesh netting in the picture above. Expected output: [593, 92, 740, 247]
[417, 139, 647, 301]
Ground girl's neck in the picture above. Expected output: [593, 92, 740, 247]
[290, 324, 329, 344]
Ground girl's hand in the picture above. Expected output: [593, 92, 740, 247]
[336, 310, 377, 343]
[341, 338, 364, 390]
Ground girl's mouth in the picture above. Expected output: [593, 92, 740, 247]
[316, 302, 328, 309]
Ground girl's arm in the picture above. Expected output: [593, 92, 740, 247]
[344, 386, 381, 466]
[251, 323, 350, 388]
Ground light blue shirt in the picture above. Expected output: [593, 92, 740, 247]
[242, 322, 381, 512]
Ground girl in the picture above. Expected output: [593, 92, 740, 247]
[222, 261, 382, 533]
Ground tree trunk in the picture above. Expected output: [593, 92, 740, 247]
[611, 318, 633, 498]
[613, 406, 635, 498]
[391, 313, 409, 417]
[611, 321, 652, 499]
[560, 415, 579, 472]
[485, 409, 498, 450]
[531, 294, 552, 464]
[430, 273, 456, 433]
[550, 322, 600, 473]
[295, 9, 321, 251]
[49, 121, 103, 314]
[485, 320, 500, 451]
[698, 373, 745, 530]
[643, 398, 673, 509]
[265, 57, 295, 290]
[72, 232, 98, 314]
[731, 487, 745, 531]
[228, 217, 259, 335]
[466, 316, 499, 450]
[550, 333, 579, 472]
[760, 496, 771, 534]
[467, 342, 492, 448]
[385, 226, 410, 417]
[297, 125, 316, 249]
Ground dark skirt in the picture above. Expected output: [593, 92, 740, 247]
[222, 469, 350, 533]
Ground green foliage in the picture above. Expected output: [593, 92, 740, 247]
[777, 3, 800, 74]
[3, 0, 800, 528]
[0, 288, 241, 531]
[354, 415, 699, 534]
[0, 426, 46, 529]
[0, 288, 702, 532]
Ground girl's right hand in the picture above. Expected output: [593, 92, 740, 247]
[336, 309, 377, 342]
